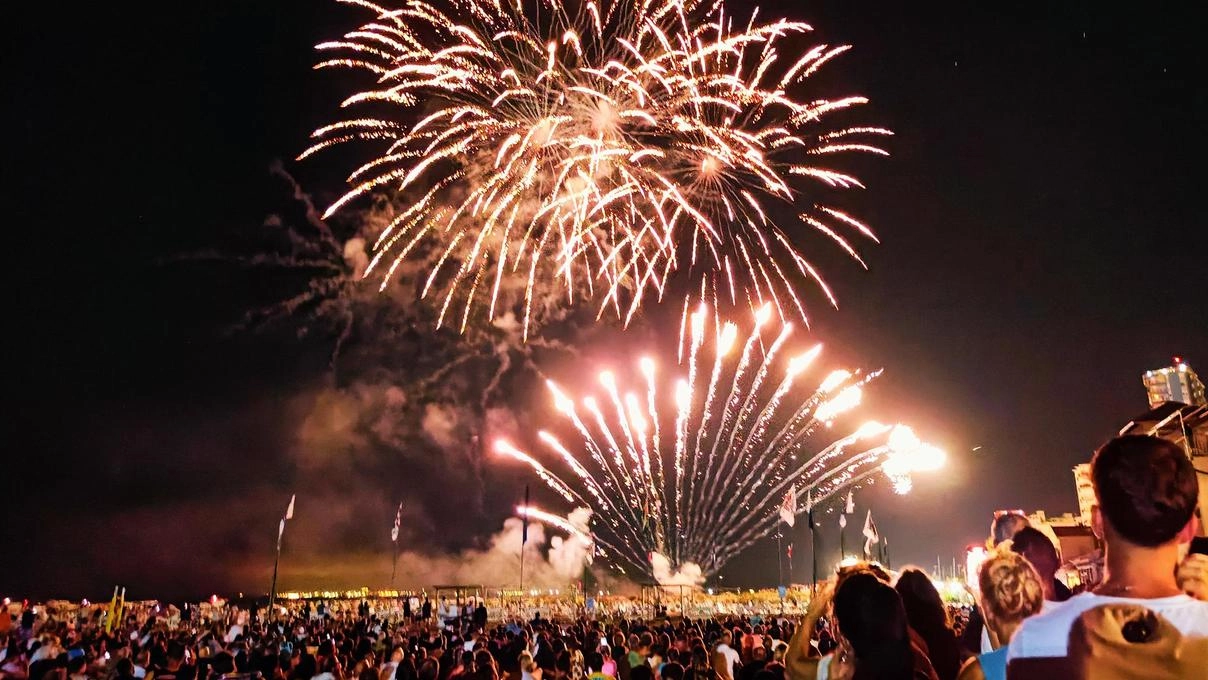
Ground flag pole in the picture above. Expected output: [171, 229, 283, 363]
[269, 495, 294, 621]
[519, 485, 529, 609]
[391, 502, 403, 587]
[808, 489, 818, 595]
[862, 509, 868, 561]
[787, 540, 794, 586]
[810, 515, 818, 595]
[269, 519, 283, 618]
[776, 530, 784, 588]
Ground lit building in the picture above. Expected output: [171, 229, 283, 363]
[1143, 357, 1206, 407]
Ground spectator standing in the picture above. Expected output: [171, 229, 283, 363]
[956, 550, 1044, 680]
[1007, 436, 1208, 665]
[1007, 528, 1071, 604]
[895, 569, 961, 680]
[827, 572, 937, 680]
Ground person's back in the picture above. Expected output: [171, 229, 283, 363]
[1063, 602, 1208, 679]
[681, 647, 715, 680]
[831, 572, 936, 680]
[155, 644, 197, 680]
[957, 550, 1045, 680]
[1007, 436, 1208, 670]
[711, 634, 738, 680]
[626, 634, 651, 674]
[1007, 591, 1208, 659]
[895, 568, 960, 680]
[734, 647, 764, 680]
[961, 513, 1030, 657]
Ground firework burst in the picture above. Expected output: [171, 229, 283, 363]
[496, 304, 943, 580]
[305, 0, 890, 337]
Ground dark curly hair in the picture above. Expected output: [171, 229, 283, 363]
[1092, 435, 1198, 547]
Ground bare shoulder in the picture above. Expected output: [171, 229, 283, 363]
[955, 657, 984, 680]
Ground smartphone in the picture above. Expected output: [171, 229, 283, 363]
[1190, 536, 1208, 556]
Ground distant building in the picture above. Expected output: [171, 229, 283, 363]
[1072, 464, 1094, 525]
[1026, 510, 1098, 561]
[1143, 357, 1206, 407]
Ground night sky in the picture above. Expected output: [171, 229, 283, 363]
[5, 1, 1206, 601]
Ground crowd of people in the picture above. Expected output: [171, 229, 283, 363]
[783, 434, 1208, 678]
[3, 435, 1208, 679]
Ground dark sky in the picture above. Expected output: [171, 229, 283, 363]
[5, 1, 1206, 600]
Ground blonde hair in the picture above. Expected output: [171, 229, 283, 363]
[978, 549, 1044, 625]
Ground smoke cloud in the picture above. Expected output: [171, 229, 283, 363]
[649, 552, 705, 586]
[81, 165, 640, 600]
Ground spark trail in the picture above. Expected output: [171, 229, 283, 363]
[305, 0, 890, 337]
[496, 304, 944, 580]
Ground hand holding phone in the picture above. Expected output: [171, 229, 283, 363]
[1177, 543, 1208, 601]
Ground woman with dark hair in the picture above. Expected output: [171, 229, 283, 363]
[831, 572, 937, 680]
[471, 651, 496, 680]
[894, 568, 960, 680]
[681, 646, 716, 680]
[391, 657, 417, 680]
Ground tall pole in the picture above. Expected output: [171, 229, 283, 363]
[391, 502, 402, 587]
[519, 485, 529, 611]
[811, 519, 818, 595]
[787, 539, 794, 586]
[776, 531, 784, 588]
[269, 519, 284, 619]
[808, 491, 818, 595]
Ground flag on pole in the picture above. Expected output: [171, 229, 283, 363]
[391, 502, 402, 543]
[786, 544, 793, 560]
[844, 490, 855, 515]
[779, 487, 797, 527]
[284, 494, 296, 521]
[390, 501, 404, 585]
[863, 509, 880, 555]
[521, 485, 530, 545]
[839, 514, 847, 529]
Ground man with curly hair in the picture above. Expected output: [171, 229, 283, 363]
[1006, 435, 1208, 662]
